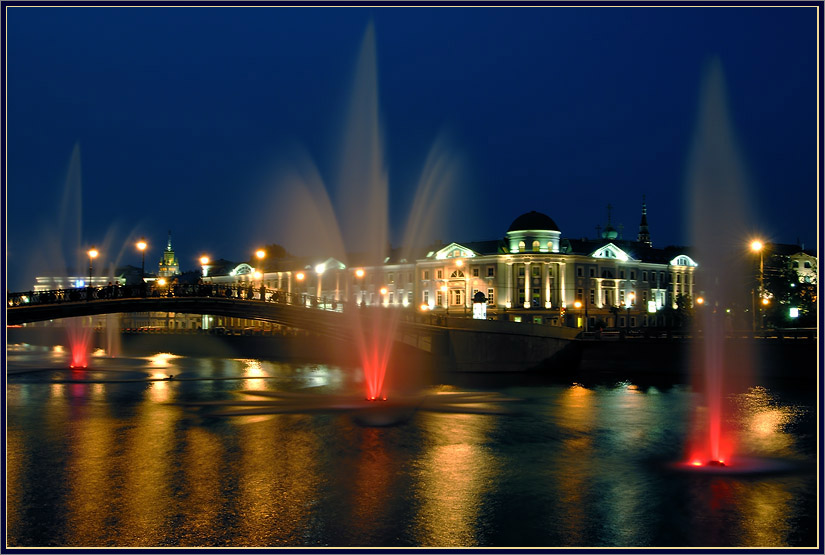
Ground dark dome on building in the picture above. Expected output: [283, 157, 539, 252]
[507, 211, 560, 232]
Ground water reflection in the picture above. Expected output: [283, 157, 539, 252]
[412, 411, 499, 546]
[5, 347, 817, 548]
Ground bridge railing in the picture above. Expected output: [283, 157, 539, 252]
[7, 283, 346, 313]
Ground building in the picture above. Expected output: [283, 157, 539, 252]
[207, 203, 699, 331]
[157, 231, 180, 277]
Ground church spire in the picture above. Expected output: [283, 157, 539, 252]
[637, 195, 652, 247]
[166, 230, 173, 252]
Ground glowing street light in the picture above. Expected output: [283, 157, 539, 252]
[136, 238, 147, 282]
[380, 286, 388, 295]
[750, 239, 765, 330]
[87, 247, 98, 297]
[200, 255, 210, 278]
[696, 297, 705, 305]
[574, 300, 583, 328]
[355, 268, 365, 278]
[296, 272, 305, 281]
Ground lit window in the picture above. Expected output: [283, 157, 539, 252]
[437, 270, 443, 279]
[547, 241, 552, 251]
[487, 288, 495, 305]
[423, 270, 430, 280]
[532, 240, 540, 252]
[423, 290, 429, 304]
[473, 267, 479, 277]
[450, 270, 465, 278]
[532, 265, 540, 277]
[518, 241, 526, 251]
[518, 266, 525, 277]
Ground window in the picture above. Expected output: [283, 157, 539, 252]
[676, 275, 681, 284]
[423, 290, 429, 304]
[590, 289, 595, 304]
[577, 288, 583, 300]
[437, 269, 443, 279]
[532, 265, 541, 277]
[423, 270, 430, 280]
[518, 266, 525, 277]
[453, 290, 462, 305]
[792, 261, 799, 269]
[577, 267, 583, 277]
[437, 291, 443, 306]
[450, 270, 465, 278]
[453, 249, 461, 257]
[589, 268, 595, 277]
[408, 291, 413, 304]
[601, 270, 613, 278]
[547, 241, 553, 251]
[642, 291, 648, 303]
[487, 288, 495, 305]
[487, 266, 495, 277]
[547, 267, 553, 276]
[473, 267, 479, 277]
[620, 270, 625, 279]
[532, 240, 540, 252]
[518, 241, 526, 252]
[660, 272, 665, 281]
[388, 273, 394, 284]
[620, 290, 625, 304]
[630, 317, 636, 327]
[630, 271, 636, 280]
[389, 292, 394, 304]
[643, 271, 648, 281]
[804, 261, 812, 269]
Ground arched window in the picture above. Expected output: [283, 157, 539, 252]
[547, 241, 553, 251]
[518, 241, 526, 252]
[792, 261, 799, 268]
[450, 270, 465, 278]
[532, 240, 540, 252]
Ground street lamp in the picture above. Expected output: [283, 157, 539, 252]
[87, 247, 98, 299]
[200, 256, 210, 277]
[626, 292, 635, 330]
[750, 240, 765, 331]
[136, 238, 147, 281]
[574, 300, 582, 328]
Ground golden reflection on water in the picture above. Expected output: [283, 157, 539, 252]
[178, 426, 224, 544]
[239, 358, 267, 391]
[234, 414, 321, 546]
[412, 412, 498, 547]
[116, 385, 177, 545]
[65, 406, 115, 545]
[553, 384, 596, 545]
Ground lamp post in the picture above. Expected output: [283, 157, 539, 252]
[87, 247, 98, 300]
[750, 240, 764, 331]
[574, 300, 582, 329]
[626, 292, 635, 330]
[136, 238, 147, 281]
[355, 268, 365, 305]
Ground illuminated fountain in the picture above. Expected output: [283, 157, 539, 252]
[680, 59, 772, 472]
[270, 23, 457, 411]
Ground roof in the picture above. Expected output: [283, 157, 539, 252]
[507, 211, 560, 233]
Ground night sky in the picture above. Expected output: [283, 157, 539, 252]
[6, 5, 819, 291]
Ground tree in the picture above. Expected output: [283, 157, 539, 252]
[763, 265, 817, 328]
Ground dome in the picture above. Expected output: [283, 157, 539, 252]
[507, 211, 560, 232]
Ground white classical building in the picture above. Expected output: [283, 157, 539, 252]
[208, 206, 700, 330]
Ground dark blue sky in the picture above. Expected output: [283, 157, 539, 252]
[6, 5, 819, 290]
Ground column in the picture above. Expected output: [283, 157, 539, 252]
[524, 262, 530, 309]
[506, 262, 513, 308]
[559, 261, 566, 307]
[544, 262, 551, 308]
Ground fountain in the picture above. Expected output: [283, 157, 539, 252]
[682, 58, 757, 471]
[273, 22, 457, 408]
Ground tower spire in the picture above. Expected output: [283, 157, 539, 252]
[167, 230, 173, 252]
[637, 195, 652, 247]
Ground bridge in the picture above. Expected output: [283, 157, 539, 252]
[6, 284, 581, 372]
